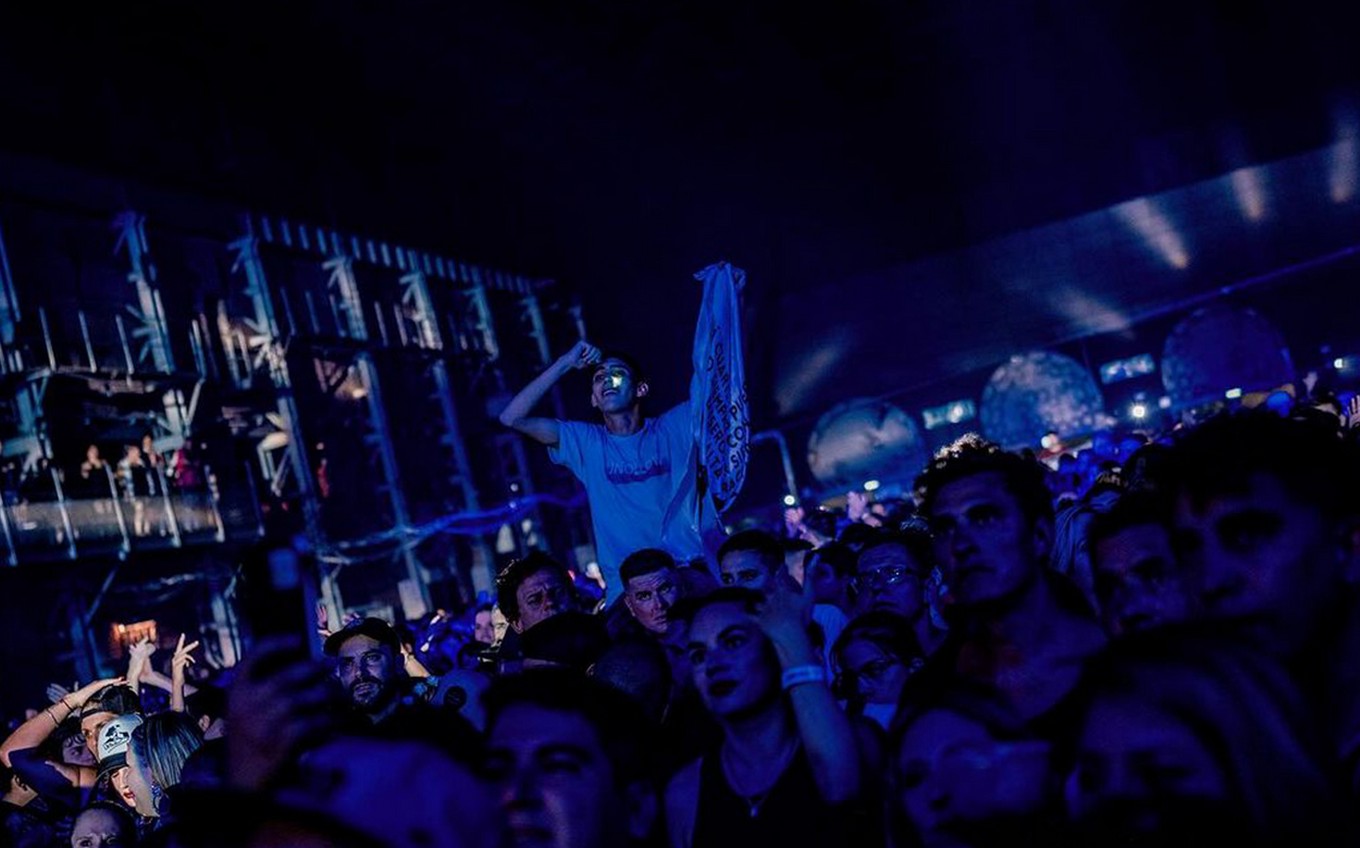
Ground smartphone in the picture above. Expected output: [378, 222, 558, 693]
[239, 538, 324, 665]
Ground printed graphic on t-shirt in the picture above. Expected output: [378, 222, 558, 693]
[605, 455, 671, 484]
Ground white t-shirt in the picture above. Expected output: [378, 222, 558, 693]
[549, 405, 717, 600]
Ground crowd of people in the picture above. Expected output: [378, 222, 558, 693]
[4, 435, 206, 505]
[0, 435, 209, 541]
[4, 340, 1360, 847]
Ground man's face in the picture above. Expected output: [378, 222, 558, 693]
[335, 634, 399, 713]
[929, 472, 1048, 609]
[80, 711, 115, 757]
[1092, 523, 1193, 638]
[486, 703, 629, 848]
[853, 543, 926, 620]
[686, 602, 778, 719]
[474, 610, 496, 645]
[623, 569, 680, 634]
[590, 360, 644, 415]
[717, 550, 774, 593]
[514, 569, 578, 633]
[1172, 473, 1339, 654]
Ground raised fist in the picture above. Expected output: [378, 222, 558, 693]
[560, 340, 602, 371]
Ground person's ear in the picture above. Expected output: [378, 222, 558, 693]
[510, 618, 524, 634]
[198, 715, 211, 734]
[636, 381, 650, 399]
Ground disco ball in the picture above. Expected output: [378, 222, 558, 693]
[1161, 306, 1293, 409]
[806, 399, 928, 491]
[980, 351, 1108, 448]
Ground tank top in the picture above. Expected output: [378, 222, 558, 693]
[691, 742, 857, 848]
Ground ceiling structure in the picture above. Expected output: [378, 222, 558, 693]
[2, 0, 1358, 425]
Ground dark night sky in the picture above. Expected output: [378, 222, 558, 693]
[1, 0, 1358, 423]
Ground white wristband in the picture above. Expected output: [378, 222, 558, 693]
[780, 664, 828, 691]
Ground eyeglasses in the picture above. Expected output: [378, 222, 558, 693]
[834, 656, 923, 698]
[850, 566, 920, 592]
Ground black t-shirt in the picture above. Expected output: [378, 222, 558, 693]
[692, 744, 871, 848]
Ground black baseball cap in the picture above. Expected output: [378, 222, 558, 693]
[323, 617, 401, 658]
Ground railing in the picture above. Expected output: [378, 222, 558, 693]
[0, 462, 261, 565]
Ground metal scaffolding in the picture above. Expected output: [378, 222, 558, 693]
[0, 191, 591, 634]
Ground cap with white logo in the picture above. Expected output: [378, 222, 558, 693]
[96, 713, 144, 779]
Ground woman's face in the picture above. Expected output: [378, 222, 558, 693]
[71, 808, 130, 848]
[108, 767, 138, 809]
[686, 601, 778, 719]
[123, 742, 160, 817]
[1067, 694, 1229, 838]
[896, 709, 1051, 848]
[837, 639, 910, 706]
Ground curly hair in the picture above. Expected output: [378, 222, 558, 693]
[495, 551, 574, 623]
[914, 433, 1054, 524]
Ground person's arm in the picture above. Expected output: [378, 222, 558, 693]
[139, 667, 198, 698]
[758, 582, 861, 803]
[0, 677, 123, 767]
[401, 646, 431, 679]
[170, 633, 200, 714]
[10, 745, 91, 800]
[498, 340, 601, 446]
[126, 638, 155, 696]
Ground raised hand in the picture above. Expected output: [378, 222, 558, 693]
[316, 601, 332, 640]
[45, 682, 72, 705]
[170, 633, 200, 713]
[559, 339, 602, 371]
[757, 574, 814, 651]
[67, 676, 127, 708]
[171, 633, 200, 676]
[227, 638, 337, 789]
[126, 638, 156, 693]
[846, 490, 870, 523]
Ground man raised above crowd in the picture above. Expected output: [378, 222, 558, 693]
[498, 263, 749, 601]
